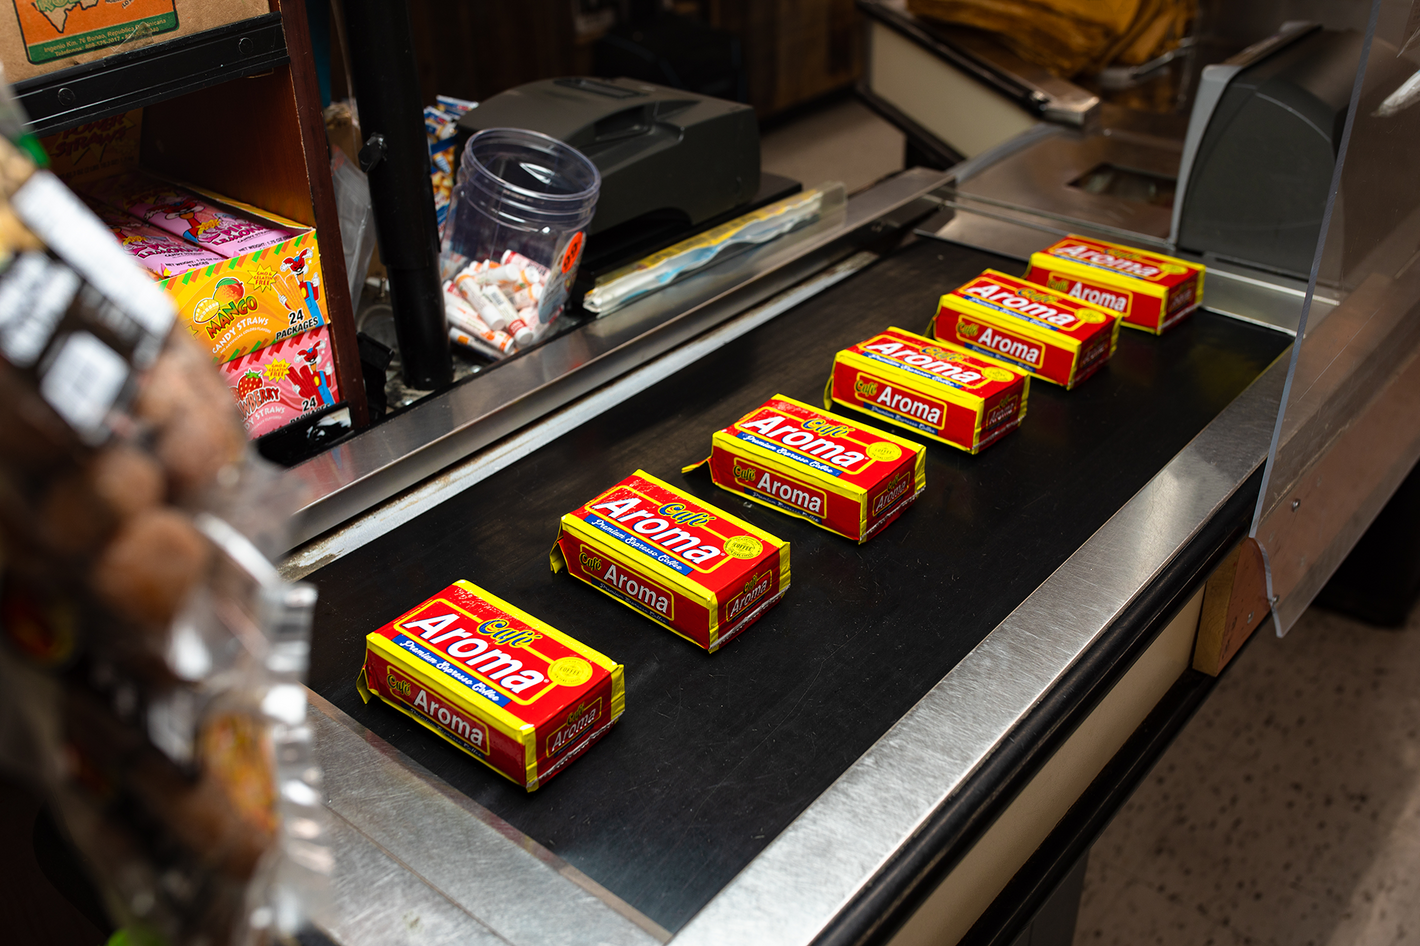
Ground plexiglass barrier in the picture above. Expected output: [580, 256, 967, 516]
[1252, 0, 1420, 633]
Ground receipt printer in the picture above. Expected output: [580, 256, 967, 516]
[457, 77, 760, 237]
[1172, 24, 1420, 277]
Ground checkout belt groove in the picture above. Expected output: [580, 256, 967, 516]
[305, 239, 1289, 933]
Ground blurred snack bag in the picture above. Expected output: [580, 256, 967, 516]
[0, 102, 330, 946]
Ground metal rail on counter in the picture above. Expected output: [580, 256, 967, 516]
[283, 167, 952, 548]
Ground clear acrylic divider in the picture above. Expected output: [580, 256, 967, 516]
[1252, 0, 1420, 633]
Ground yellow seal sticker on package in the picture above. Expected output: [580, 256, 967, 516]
[686, 394, 926, 543]
[1027, 234, 1205, 334]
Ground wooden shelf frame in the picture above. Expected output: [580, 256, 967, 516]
[17, 0, 369, 429]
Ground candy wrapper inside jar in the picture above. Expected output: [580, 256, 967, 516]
[86, 171, 296, 259]
[0, 126, 330, 945]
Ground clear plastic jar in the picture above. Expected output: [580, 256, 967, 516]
[442, 128, 600, 332]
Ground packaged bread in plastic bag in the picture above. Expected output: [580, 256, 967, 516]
[0, 93, 330, 945]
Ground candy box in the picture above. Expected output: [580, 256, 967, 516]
[45, 118, 331, 367]
[83, 196, 223, 279]
[358, 580, 625, 791]
[932, 269, 1120, 389]
[220, 327, 341, 439]
[686, 395, 925, 543]
[87, 172, 296, 260]
[552, 470, 789, 653]
[161, 231, 329, 365]
[827, 327, 1028, 453]
[1026, 235, 1205, 334]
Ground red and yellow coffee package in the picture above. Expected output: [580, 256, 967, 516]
[1026, 235, 1205, 334]
[358, 579, 625, 791]
[552, 470, 789, 653]
[827, 327, 1028, 453]
[686, 395, 925, 543]
[932, 269, 1120, 389]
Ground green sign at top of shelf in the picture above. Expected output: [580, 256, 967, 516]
[18, 0, 178, 65]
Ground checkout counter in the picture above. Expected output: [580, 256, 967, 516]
[279, 6, 1420, 944]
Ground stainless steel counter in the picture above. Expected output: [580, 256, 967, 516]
[285, 126, 1418, 944]
[305, 347, 1287, 946]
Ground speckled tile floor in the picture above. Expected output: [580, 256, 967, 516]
[1074, 604, 1420, 946]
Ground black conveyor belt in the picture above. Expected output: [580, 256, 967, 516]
[307, 239, 1289, 932]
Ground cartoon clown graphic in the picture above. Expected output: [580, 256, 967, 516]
[289, 338, 336, 409]
[277, 247, 323, 327]
[159, 196, 218, 244]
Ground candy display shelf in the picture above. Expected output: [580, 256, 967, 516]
[14, 0, 367, 429]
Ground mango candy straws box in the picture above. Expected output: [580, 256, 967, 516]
[552, 470, 789, 653]
[359, 580, 625, 791]
[46, 118, 329, 367]
[685, 395, 925, 543]
[827, 327, 1028, 453]
[1027, 235, 1205, 334]
[932, 269, 1120, 389]
[126, 190, 329, 367]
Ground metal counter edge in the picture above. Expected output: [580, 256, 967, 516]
[299, 343, 1288, 944]
[308, 689, 671, 946]
[282, 168, 952, 548]
[670, 351, 1288, 944]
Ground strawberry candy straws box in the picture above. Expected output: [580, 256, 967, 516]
[552, 470, 789, 653]
[359, 580, 625, 791]
[220, 327, 341, 438]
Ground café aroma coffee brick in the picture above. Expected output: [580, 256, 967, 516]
[552, 470, 789, 653]
[1027, 235, 1204, 334]
[359, 580, 625, 791]
[689, 395, 925, 543]
[828, 327, 1028, 453]
[932, 269, 1120, 389]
